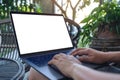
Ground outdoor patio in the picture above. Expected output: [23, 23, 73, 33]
[0, 17, 120, 80]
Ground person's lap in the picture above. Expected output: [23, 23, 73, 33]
[29, 68, 48, 80]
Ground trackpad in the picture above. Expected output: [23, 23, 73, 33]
[37, 65, 64, 80]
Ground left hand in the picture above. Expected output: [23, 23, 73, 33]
[71, 48, 108, 64]
[48, 53, 81, 78]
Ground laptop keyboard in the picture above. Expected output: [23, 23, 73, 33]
[27, 53, 56, 66]
[27, 49, 73, 67]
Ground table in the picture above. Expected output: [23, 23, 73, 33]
[0, 58, 25, 80]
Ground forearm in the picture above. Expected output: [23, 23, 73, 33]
[71, 64, 120, 80]
[106, 51, 120, 63]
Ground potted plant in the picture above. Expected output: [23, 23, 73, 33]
[79, 1, 120, 51]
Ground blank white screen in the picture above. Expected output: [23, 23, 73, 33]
[11, 13, 73, 54]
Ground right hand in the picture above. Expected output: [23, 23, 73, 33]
[71, 48, 109, 64]
[48, 53, 81, 78]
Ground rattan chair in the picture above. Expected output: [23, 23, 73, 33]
[0, 19, 25, 80]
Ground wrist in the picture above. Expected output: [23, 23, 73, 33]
[70, 63, 84, 80]
[70, 63, 96, 80]
[104, 52, 115, 62]
[70, 63, 79, 79]
[99, 51, 112, 63]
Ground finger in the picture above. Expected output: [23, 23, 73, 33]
[59, 53, 66, 57]
[66, 55, 74, 60]
[48, 59, 58, 66]
[71, 50, 88, 56]
[68, 55, 81, 63]
[78, 55, 90, 62]
[70, 48, 83, 54]
[53, 53, 64, 59]
[71, 48, 86, 55]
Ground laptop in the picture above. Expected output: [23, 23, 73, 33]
[10, 12, 74, 80]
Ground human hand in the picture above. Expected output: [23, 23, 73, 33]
[48, 53, 81, 78]
[71, 48, 109, 64]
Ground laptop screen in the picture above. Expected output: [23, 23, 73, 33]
[11, 13, 73, 55]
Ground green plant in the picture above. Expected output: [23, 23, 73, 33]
[78, 1, 120, 47]
[0, 0, 42, 19]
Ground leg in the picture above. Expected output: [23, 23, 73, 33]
[28, 68, 48, 80]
